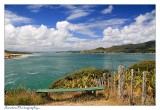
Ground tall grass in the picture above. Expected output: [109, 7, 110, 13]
[5, 85, 50, 105]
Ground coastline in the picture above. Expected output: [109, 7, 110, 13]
[5, 53, 31, 59]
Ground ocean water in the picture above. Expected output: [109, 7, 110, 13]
[5, 53, 155, 90]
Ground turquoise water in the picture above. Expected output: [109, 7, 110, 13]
[5, 53, 155, 90]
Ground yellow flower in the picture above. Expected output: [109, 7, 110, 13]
[135, 87, 141, 97]
[148, 86, 153, 94]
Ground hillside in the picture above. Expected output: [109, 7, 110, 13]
[81, 40, 155, 53]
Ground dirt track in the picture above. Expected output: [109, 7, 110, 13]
[45, 98, 129, 106]
[45, 100, 113, 106]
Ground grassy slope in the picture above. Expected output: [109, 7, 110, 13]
[49, 68, 110, 89]
[127, 60, 155, 71]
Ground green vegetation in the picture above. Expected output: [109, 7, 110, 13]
[124, 60, 155, 99]
[5, 85, 50, 105]
[49, 68, 110, 89]
[81, 40, 155, 53]
[127, 60, 155, 71]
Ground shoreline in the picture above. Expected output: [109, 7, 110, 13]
[5, 53, 31, 59]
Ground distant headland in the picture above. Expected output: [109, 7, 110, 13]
[80, 40, 155, 54]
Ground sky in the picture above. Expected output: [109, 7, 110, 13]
[5, 5, 155, 52]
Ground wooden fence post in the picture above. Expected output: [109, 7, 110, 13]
[118, 65, 124, 98]
[107, 75, 110, 89]
[98, 78, 102, 87]
[114, 71, 116, 92]
[107, 74, 110, 99]
[142, 71, 146, 105]
[130, 69, 134, 105]
[94, 79, 98, 87]
[101, 77, 104, 87]
[103, 73, 107, 88]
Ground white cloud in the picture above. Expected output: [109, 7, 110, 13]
[135, 10, 155, 24]
[5, 19, 87, 51]
[71, 18, 127, 37]
[27, 5, 45, 13]
[61, 5, 76, 10]
[5, 9, 155, 52]
[103, 10, 155, 45]
[5, 10, 32, 25]
[27, 5, 61, 13]
[101, 5, 113, 14]
[78, 18, 127, 29]
[67, 11, 89, 21]
[63, 5, 92, 21]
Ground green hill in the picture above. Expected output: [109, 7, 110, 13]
[81, 40, 155, 53]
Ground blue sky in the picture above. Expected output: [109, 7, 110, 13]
[5, 5, 155, 52]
